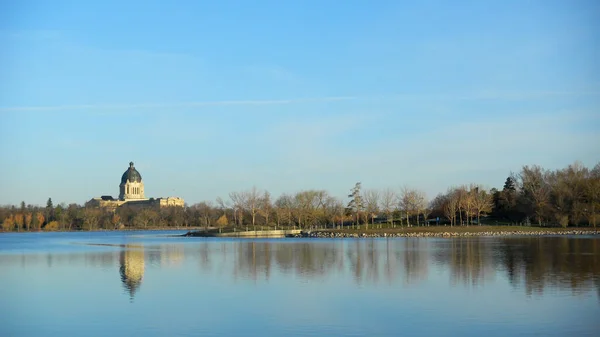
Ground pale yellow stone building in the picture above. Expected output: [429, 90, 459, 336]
[119, 161, 145, 200]
[86, 162, 184, 209]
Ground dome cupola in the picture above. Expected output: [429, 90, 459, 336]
[121, 162, 142, 184]
[119, 161, 145, 200]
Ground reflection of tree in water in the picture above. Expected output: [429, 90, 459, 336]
[190, 238, 599, 299]
[436, 238, 496, 287]
[159, 244, 185, 267]
[233, 242, 266, 282]
[364, 240, 383, 284]
[383, 239, 399, 285]
[346, 240, 363, 284]
[596, 276, 600, 302]
[495, 237, 600, 296]
[346, 239, 428, 285]
[233, 242, 342, 282]
[119, 244, 145, 300]
[402, 239, 429, 285]
[225, 239, 429, 286]
[430, 236, 600, 297]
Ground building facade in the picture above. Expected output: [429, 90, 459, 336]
[119, 162, 145, 200]
[86, 162, 184, 209]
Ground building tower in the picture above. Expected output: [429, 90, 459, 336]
[119, 162, 145, 200]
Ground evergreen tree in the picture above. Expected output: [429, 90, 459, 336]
[31, 212, 39, 231]
[497, 177, 520, 222]
[503, 176, 517, 192]
[46, 198, 54, 223]
[347, 182, 363, 226]
[18, 201, 25, 232]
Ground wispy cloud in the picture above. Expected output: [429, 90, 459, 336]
[0, 96, 358, 112]
[244, 64, 299, 83]
[2, 89, 598, 112]
[0, 29, 63, 41]
[352, 110, 600, 192]
[379, 89, 600, 102]
[233, 108, 599, 200]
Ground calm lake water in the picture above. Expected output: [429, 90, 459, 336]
[1, 231, 599, 337]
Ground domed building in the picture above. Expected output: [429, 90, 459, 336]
[119, 162, 145, 200]
[86, 161, 184, 209]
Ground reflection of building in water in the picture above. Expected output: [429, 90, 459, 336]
[119, 245, 145, 299]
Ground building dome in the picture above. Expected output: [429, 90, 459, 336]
[121, 162, 142, 184]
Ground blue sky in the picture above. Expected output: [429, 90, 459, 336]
[1, 0, 599, 206]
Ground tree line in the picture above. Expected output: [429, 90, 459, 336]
[1, 161, 598, 232]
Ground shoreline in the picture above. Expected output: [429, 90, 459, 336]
[293, 227, 600, 238]
[0, 227, 206, 234]
[3, 226, 599, 238]
[183, 226, 600, 239]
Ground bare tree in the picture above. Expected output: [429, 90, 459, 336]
[229, 191, 247, 230]
[444, 189, 459, 226]
[244, 186, 262, 231]
[292, 192, 307, 229]
[274, 194, 293, 228]
[229, 192, 238, 228]
[380, 188, 396, 228]
[313, 190, 330, 228]
[587, 163, 600, 227]
[455, 186, 469, 225]
[398, 186, 410, 227]
[520, 165, 550, 226]
[363, 189, 380, 228]
[565, 162, 589, 226]
[415, 190, 428, 226]
[215, 196, 229, 218]
[196, 201, 214, 231]
[399, 186, 420, 227]
[137, 208, 159, 228]
[464, 184, 478, 225]
[472, 186, 493, 225]
[422, 199, 432, 226]
[333, 198, 346, 229]
[294, 190, 327, 229]
[323, 196, 343, 229]
[83, 207, 100, 230]
[259, 191, 272, 229]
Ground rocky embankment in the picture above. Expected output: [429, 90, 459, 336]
[291, 230, 600, 238]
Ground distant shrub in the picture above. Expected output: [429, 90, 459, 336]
[44, 221, 60, 231]
[2, 222, 12, 232]
[2, 215, 15, 232]
[216, 214, 228, 227]
[558, 215, 569, 228]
